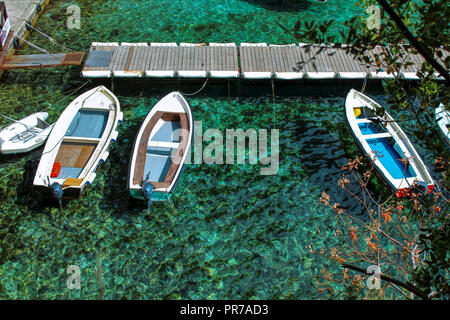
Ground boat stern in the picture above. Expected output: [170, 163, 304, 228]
[130, 188, 170, 201]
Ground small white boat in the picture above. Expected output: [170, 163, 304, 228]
[33, 86, 123, 202]
[128, 91, 193, 207]
[345, 89, 434, 197]
[435, 104, 449, 147]
[0, 112, 54, 154]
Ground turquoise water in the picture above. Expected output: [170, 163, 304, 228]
[0, 0, 441, 299]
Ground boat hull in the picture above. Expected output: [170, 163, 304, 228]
[128, 91, 193, 201]
[345, 89, 434, 197]
[33, 86, 123, 199]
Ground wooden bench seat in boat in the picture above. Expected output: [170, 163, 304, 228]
[355, 118, 374, 124]
[363, 132, 392, 140]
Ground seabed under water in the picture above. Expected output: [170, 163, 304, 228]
[0, 0, 443, 299]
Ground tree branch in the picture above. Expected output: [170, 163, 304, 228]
[341, 263, 430, 300]
[376, 0, 450, 82]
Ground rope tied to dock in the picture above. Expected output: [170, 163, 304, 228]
[43, 80, 92, 111]
[179, 77, 209, 96]
[361, 77, 368, 93]
[9, 12, 75, 53]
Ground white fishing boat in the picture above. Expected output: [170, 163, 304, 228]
[33, 86, 122, 202]
[345, 89, 434, 197]
[128, 91, 193, 207]
[435, 104, 449, 147]
[0, 112, 54, 154]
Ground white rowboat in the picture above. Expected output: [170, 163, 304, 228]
[128, 91, 193, 205]
[33, 86, 123, 200]
[345, 89, 434, 197]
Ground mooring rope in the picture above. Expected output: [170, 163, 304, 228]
[9, 12, 74, 53]
[13, 33, 49, 54]
[43, 80, 92, 111]
[361, 77, 368, 93]
[179, 77, 209, 96]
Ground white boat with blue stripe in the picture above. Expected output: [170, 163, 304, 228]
[345, 89, 434, 198]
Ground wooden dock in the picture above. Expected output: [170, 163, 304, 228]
[0, 1, 85, 71]
[82, 42, 449, 81]
[2, 0, 49, 52]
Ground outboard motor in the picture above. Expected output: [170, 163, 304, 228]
[50, 182, 63, 208]
[142, 181, 154, 211]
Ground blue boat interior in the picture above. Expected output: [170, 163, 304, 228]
[151, 121, 181, 142]
[144, 146, 173, 182]
[358, 122, 387, 135]
[367, 138, 416, 179]
[57, 167, 84, 179]
[354, 104, 417, 180]
[65, 110, 108, 138]
[140, 120, 182, 182]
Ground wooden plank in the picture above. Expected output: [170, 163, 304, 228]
[150, 46, 158, 70]
[251, 47, 258, 72]
[159, 46, 168, 71]
[216, 46, 222, 71]
[264, 46, 273, 72]
[162, 46, 170, 70]
[133, 46, 143, 71]
[335, 48, 350, 72]
[142, 46, 152, 71]
[55, 142, 96, 168]
[240, 46, 247, 72]
[230, 46, 237, 71]
[291, 46, 302, 72]
[218, 46, 224, 71]
[243, 46, 250, 72]
[223, 46, 228, 71]
[302, 47, 317, 72]
[283, 47, 294, 72]
[124, 46, 134, 71]
[318, 47, 331, 72]
[210, 46, 217, 71]
[201, 46, 207, 70]
[109, 46, 122, 71]
[270, 47, 279, 72]
[332, 48, 347, 72]
[0, 52, 85, 70]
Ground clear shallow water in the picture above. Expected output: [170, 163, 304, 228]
[0, 0, 442, 299]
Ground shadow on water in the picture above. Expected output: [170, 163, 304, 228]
[91, 78, 385, 100]
[287, 118, 368, 216]
[14, 152, 62, 210]
[240, 0, 311, 12]
[97, 119, 149, 217]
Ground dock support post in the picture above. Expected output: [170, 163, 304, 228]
[111, 76, 115, 92]
[271, 78, 277, 127]
[227, 79, 231, 102]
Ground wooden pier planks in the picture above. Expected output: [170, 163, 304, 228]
[0, 51, 84, 70]
[82, 42, 448, 80]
